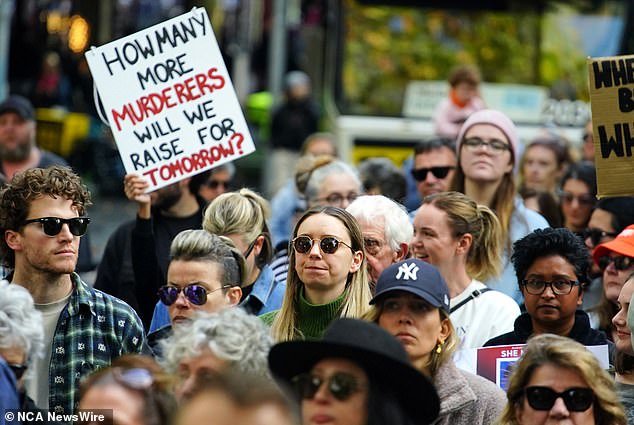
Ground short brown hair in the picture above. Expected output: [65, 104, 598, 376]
[0, 166, 92, 266]
[448, 64, 481, 87]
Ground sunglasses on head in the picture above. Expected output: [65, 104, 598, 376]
[581, 228, 618, 247]
[292, 236, 353, 255]
[9, 363, 27, 380]
[157, 284, 229, 306]
[22, 217, 91, 237]
[598, 255, 634, 271]
[524, 386, 594, 412]
[410, 166, 454, 181]
[292, 372, 366, 401]
[92, 367, 154, 391]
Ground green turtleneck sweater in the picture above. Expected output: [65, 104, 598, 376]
[260, 288, 347, 340]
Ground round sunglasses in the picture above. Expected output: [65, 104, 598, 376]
[524, 386, 594, 412]
[22, 217, 91, 237]
[292, 236, 353, 255]
[157, 284, 229, 306]
[292, 372, 366, 401]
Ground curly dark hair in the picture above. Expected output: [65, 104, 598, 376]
[511, 227, 590, 289]
[0, 166, 92, 266]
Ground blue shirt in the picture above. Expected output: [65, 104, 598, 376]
[149, 264, 286, 332]
[0, 357, 20, 425]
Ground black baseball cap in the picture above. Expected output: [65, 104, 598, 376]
[371, 258, 451, 314]
[0, 95, 35, 120]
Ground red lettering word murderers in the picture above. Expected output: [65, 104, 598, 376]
[142, 133, 244, 186]
[111, 67, 225, 131]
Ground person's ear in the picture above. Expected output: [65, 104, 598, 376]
[455, 233, 472, 256]
[226, 287, 242, 307]
[438, 316, 451, 343]
[393, 242, 409, 262]
[349, 250, 363, 273]
[5, 229, 22, 251]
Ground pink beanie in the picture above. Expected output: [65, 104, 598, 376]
[455, 109, 519, 167]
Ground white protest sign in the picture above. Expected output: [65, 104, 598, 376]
[85, 8, 255, 191]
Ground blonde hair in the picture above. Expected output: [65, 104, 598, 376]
[202, 188, 273, 266]
[497, 334, 626, 425]
[363, 302, 459, 377]
[423, 192, 502, 281]
[270, 206, 372, 341]
[450, 143, 516, 252]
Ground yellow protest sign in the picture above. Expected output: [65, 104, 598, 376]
[588, 55, 634, 197]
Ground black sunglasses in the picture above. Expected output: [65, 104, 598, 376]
[524, 386, 594, 412]
[205, 180, 230, 190]
[292, 236, 353, 255]
[22, 217, 91, 237]
[9, 363, 27, 380]
[157, 284, 229, 306]
[598, 255, 634, 271]
[559, 191, 595, 207]
[581, 228, 618, 247]
[410, 166, 454, 181]
[292, 372, 366, 401]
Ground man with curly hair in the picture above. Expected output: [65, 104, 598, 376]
[483, 228, 612, 359]
[0, 165, 145, 417]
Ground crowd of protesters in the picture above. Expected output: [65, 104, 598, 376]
[1, 77, 634, 425]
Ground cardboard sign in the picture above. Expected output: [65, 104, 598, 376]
[85, 8, 255, 191]
[588, 55, 634, 197]
[455, 343, 609, 390]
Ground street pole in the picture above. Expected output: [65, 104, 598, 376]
[0, 0, 14, 100]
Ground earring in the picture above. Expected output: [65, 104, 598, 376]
[436, 342, 443, 354]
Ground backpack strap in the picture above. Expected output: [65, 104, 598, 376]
[450, 287, 493, 314]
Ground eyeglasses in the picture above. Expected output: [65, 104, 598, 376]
[93, 367, 154, 390]
[292, 236, 353, 255]
[22, 217, 91, 237]
[559, 191, 595, 207]
[243, 236, 260, 259]
[521, 279, 580, 295]
[524, 386, 594, 412]
[598, 255, 634, 271]
[314, 193, 359, 206]
[462, 137, 510, 153]
[581, 228, 618, 247]
[410, 166, 455, 181]
[9, 363, 27, 380]
[205, 180, 230, 190]
[292, 372, 366, 401]
[363, 238, 385, 256]
[157, 284, 230, 306]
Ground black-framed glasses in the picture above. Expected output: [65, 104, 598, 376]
[521, 279, 580, 295]
[157, 284, 230, 306]
[410, 166, 455, 181]
[22, 217, 91, 237]
[524, 386, 594, 412]
[559, 191, 595, 207]
[292, 236, 353, 255]
[9, 363, 27, 380]
[581, 228, 618, 247]
[205, 180, 230, 190]
[243, 236, 260, 259]
[598, 255, 634, 271]
[462, 137, 510, 153]
[292, 372, 366, 401]
[314, 193, 359, 206]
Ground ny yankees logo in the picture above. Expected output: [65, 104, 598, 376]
[396, 262, 419, 280]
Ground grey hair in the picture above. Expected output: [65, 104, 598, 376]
[346, 195, 412, 252]
[161, 308, 273, 378]
[304, 159, 362, 202]
[211, 162, 236, 179]
[0, 280, 44, 369]
[169, 230, 246, 288]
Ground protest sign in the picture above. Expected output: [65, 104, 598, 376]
[588, 55, 634, 197]
[85, 7, 255, 191]
[455, 343, 609, 390]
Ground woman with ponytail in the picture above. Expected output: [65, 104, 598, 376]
[411, 191, 520, 348]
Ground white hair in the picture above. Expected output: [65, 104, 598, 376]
[304, 159, 362, 202]
[0, 280, 44, 367]
[346, 195, 412, 252]
[161, 308, 272, 378]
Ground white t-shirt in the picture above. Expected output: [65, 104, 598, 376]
[25, 293, 71, 409]
[450, 279, 520, 349]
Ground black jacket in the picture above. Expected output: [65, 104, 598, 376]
[484, 310, 614, 362]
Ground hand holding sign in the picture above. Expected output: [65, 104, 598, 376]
[86, 8, 255, 192]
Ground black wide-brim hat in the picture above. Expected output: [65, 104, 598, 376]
[268, 318, 440, 424]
